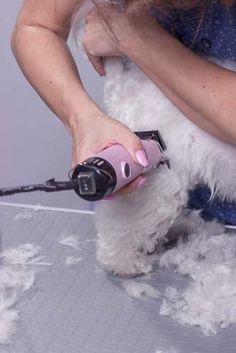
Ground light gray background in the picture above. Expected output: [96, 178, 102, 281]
[0, 0, 104, 210]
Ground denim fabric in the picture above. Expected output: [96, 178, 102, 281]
[151, 0, 236, 224]
[151, 0, 236, 60]
[188, 187, 236, 225]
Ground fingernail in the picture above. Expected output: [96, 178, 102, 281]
[137, 177, 147, 188]
[135, 150, 149, 167]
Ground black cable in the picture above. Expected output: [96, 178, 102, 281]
[0, 178, 78, 197]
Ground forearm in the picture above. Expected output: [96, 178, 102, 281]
[122, 19, 236, 143]
[153, 80, 227, 142]
[11, 24, 99, 133]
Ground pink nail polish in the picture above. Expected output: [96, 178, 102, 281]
[135, 150, 149, 167]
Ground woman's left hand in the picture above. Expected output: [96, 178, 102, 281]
[83, 4, 132, 75]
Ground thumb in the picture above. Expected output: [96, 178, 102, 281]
[84, 43, 106, 76]
[88, 53, 106, 76]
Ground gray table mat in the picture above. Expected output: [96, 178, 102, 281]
[0, 204, 235, 353]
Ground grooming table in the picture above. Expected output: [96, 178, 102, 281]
[0, 204, 236, 353]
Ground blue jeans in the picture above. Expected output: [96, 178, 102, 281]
[188, 186, 236, 226]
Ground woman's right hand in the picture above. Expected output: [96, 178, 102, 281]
[12, 0, 149, 198]
[70, 109, 149, 197]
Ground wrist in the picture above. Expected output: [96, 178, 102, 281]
[66, 96, 101, 136]
[115, 14, 138, 53]
[119, 14, 166, 57]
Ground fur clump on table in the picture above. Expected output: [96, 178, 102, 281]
[59, 234, 81, 251]
[14, 211, 33, 222]
[159, 212, 236, 335]
[0, 243, 49, 344]
[122, 280, 160, 300]
[65, 256, 83, 266]
[155, 349, 179, 353]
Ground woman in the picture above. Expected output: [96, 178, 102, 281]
[11, 0, 236, 224]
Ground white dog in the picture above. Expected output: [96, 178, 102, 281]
[95, 57, 236, 277]
[73, 13, 236, 277]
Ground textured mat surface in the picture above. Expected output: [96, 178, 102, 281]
[0, 204, 236, 353]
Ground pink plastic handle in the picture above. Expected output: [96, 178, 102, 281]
[96, 140, 163, 192]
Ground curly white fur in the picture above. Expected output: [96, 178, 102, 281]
[73, 12, 236, 277]
[159, 212, 236, 334]
[94, 57, 236, 276]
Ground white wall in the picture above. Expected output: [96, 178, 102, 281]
[0, 1, 104, 210]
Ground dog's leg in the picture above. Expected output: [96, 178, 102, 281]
[95, 166, 187, 277]
[132, 167, 188, 256]
[95, 194, 155, 277]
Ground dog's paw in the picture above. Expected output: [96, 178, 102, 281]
[98, 251, 155, 278]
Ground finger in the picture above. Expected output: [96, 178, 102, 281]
[117, 132, 149, 167]
[118, 176, 147, 195]
[85, 9, 97, 23]
[105, 176, 147, 200]
[87, 52, 106, 76]
[83, 43, 106, 76]
[85, 13, 90, 24]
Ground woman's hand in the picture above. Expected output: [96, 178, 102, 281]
[83, 4, 134, 75]
[70, 108, 148, 197]
[83, 2, 236, 144]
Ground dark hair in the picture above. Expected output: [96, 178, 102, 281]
[78, 0, 235, 49]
